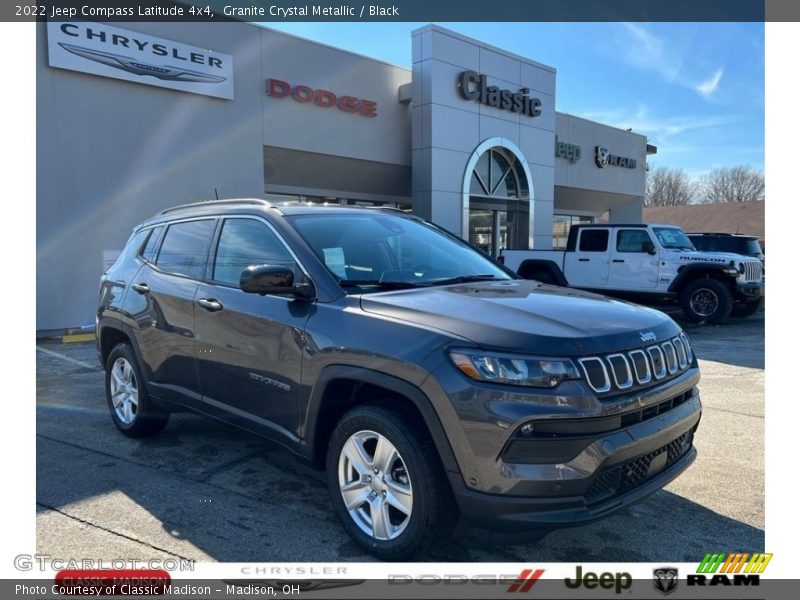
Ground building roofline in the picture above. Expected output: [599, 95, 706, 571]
[411, 24, 556, 73]
[556, 111, 648, 140]
[252, 22, 411, 72]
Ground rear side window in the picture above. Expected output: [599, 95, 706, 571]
[141, 226, 164, 263]
[579, 229, 609, 252]
[212, 219, 297, 286]
[616, 229, 652, 253]
[155, 219, 215, 279]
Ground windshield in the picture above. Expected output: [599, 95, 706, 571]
[288, 212, 511, 291]
[653, 227, 695, 250]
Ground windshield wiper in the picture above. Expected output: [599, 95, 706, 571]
[424, 274, 500, 286]
[337, 279, 423, 289]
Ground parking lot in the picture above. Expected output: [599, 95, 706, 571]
[36, 309, 764, 563]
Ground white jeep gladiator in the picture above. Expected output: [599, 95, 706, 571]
[501, 223, 764, 324]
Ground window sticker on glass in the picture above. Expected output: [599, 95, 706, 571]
[323, 247, 347, 278]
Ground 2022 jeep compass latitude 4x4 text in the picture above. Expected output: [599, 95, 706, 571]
[97, 199, 702, 559]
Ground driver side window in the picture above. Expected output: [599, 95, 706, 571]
[212, 218, 299, 287]
[616, 229, 653, 253]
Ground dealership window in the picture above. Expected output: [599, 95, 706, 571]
[553, 214, 595, 249]
[467, 147, 530, 258]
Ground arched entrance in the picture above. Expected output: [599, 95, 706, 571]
[462, 138, 532, 258]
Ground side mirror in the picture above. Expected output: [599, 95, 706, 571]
[643, 241, 657, 255]
[240, 265, 315, 300]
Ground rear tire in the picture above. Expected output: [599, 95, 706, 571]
[105, 343, 169, 437]
[730, 299, 762, 318]
[326, 403, 450, 560]
[680, 278, 734, 324]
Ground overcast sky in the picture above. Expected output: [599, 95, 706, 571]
[262, 22, 764, 180]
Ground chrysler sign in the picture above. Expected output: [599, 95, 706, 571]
[47, 22, 234, 100]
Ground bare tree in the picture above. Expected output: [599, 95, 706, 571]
[699, 166, 765, 204]
[645, 167, 697, 207]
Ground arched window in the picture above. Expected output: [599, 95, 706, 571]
[469, 147, 529, 200]
[463, 141, 532, 257]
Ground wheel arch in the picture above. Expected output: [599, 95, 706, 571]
[668, 263, 736, 294]
[305, 366, 460, 475]
[517, 259, 568, 286]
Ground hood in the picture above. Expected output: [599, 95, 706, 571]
[360, 280, 680, 356]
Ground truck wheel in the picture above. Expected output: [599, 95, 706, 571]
[730, 298, 762, 318]
[680, 278, 733, 324]
[326, 403, 449, 560]
[105, 343, 169, 437]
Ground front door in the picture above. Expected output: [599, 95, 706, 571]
[608, 228, 659, 289]
[193, 217, 312, 439]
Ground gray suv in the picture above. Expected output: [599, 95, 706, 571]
[97, 199, 702, 559]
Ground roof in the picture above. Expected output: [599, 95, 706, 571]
[643, 202, 764, 241]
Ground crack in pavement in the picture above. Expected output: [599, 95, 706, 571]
[36, 501, 194, 561]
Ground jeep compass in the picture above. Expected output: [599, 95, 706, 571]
[97, 199, 702, 559]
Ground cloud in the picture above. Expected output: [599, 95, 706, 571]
[577, 104, 736, 141]
[613, 24, 725, 102]
[695, 68, 724, 98]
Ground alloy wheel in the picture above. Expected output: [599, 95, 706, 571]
[337, 430, 413, 541]
[110, 357, 139, 424]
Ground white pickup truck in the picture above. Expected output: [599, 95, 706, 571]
[500, 223, 764, 324]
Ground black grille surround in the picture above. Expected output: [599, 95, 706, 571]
[585, 431, 693, 505]
[577, 333, 693, 397]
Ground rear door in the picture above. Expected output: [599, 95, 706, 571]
[128, 217, 216, 408]
[563, 228, 610, 288]
[193, 216, 312, 439]
[608, 228, 659, 289]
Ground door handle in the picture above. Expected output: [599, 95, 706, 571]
[612, 259, 625, 263]
[197, 298, 223, 312]
[131, 283, 150, 294]
[578, 258, 589, 262]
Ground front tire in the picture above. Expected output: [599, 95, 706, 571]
[326, 403, 449, 560]
[680, 278, 733, 324]
[105, 343, 169, 437]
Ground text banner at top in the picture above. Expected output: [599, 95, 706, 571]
[4, 0, 791, 23]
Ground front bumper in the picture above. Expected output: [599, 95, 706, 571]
[450, 393, 701, 532]
[736, 279, 764, 300]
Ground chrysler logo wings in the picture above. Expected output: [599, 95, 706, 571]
[58, 43, 227, 84]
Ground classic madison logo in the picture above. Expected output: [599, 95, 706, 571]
[653, 567, 678, 595]
[58, 43, 227, 83]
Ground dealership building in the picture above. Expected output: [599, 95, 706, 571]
[37, 20, 654, 332]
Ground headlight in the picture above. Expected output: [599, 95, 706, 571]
[448, 349, 580, 388]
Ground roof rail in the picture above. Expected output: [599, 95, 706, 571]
[157, 198, 273, 216]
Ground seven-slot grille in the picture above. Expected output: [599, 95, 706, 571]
[578, 333, 693, 395]
[742, 261, 763, 283]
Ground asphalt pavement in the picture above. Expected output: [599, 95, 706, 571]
[35, 309, 765, 562]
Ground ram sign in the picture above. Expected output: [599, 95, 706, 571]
[46, 22, 234, 100]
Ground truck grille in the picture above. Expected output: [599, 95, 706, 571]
[742, 261, 763, 282]
[577, 333, 693, 396]
[585, 431, 693, 505]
